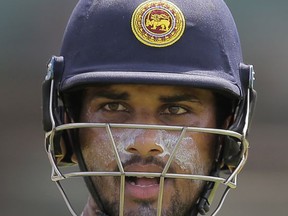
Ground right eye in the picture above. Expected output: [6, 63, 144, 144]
[102, 102, 128, 112]
[162, 105, 188, 115]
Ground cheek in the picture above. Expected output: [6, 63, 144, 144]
[79, 128, 116, 170]
[156, 131, 208, 175]
[174, 137, 204, 174]
[192, 133, 216, 173]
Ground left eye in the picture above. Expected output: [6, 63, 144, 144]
[162, 106, 188, 115]
[103, 103, 127, 112]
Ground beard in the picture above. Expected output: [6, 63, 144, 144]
[88, 155, 199, 216]
[100, 188, 193, 216]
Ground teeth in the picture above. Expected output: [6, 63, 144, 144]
[136, 177, 155, 179]
[139, 184, 155, 187]
[130, 181, 136, 186]
[126, 176, 160, 186]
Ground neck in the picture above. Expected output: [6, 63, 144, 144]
[82, 197, 108, 216]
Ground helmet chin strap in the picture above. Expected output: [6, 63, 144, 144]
[73, 131, 108, 215]
[196, 139, 224, 216]
[190, 207, 200, 216]
[196, 180, 218, 215]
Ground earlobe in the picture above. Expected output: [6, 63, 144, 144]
[57, 134, 78, 165]
[57, 137, 78, 165]
[71, 153, 78, 163]
[57, 111, 78, 165]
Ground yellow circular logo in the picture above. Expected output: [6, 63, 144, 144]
[131, 0, 185, 48]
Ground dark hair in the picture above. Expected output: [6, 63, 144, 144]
[214, 93, 235, 128]
[62, 90, 83, 122]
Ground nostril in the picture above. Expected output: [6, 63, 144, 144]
[150, 148, 163, 156]
[126, 145, 164, 156]
[154, 144, 164, 153]
[151, 149, 159, 152]
[151, 148, 163, 153]
[126, 147, 138, 154]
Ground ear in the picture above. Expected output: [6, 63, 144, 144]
[221, 113, 243, 168]
[57, 111, 78, 165]
[56, 137, 68, 164]
[57, 137, 78, 165]
[71, 152, 78, 163]
[214, 114, 234, 169]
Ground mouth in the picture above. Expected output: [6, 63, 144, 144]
[127, 176, 161, 186]
[123, 162, 166, 201]
[122, 159, 175, 201]
[125, 176, 161, 201]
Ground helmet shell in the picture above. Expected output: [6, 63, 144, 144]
[60, 0, 243, 98]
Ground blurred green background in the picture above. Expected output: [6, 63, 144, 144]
[1, 0, 287, 215]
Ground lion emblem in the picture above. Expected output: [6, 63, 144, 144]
[145, 11, 171, 33]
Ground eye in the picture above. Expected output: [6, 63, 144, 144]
[103, 102, 127, 112]
[162, 105, 188, 115]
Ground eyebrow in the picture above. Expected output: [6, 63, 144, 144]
[88, 89, 200, 103]
[90, 90, 129, 100]
[159, 94, 201, 103]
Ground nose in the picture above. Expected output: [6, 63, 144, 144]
[125, 130, 164, 157]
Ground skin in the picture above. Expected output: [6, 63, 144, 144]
[78, 84, 219, 216]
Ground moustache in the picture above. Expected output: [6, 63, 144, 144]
[113, 155, 176, 174]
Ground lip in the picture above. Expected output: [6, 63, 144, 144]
[125, 179, 160, 200]
[124, 164, 164, 201]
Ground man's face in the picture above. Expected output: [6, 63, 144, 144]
[78, 84, 218, 215]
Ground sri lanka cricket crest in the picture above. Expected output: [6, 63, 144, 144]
[131, 0, 185, 47]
